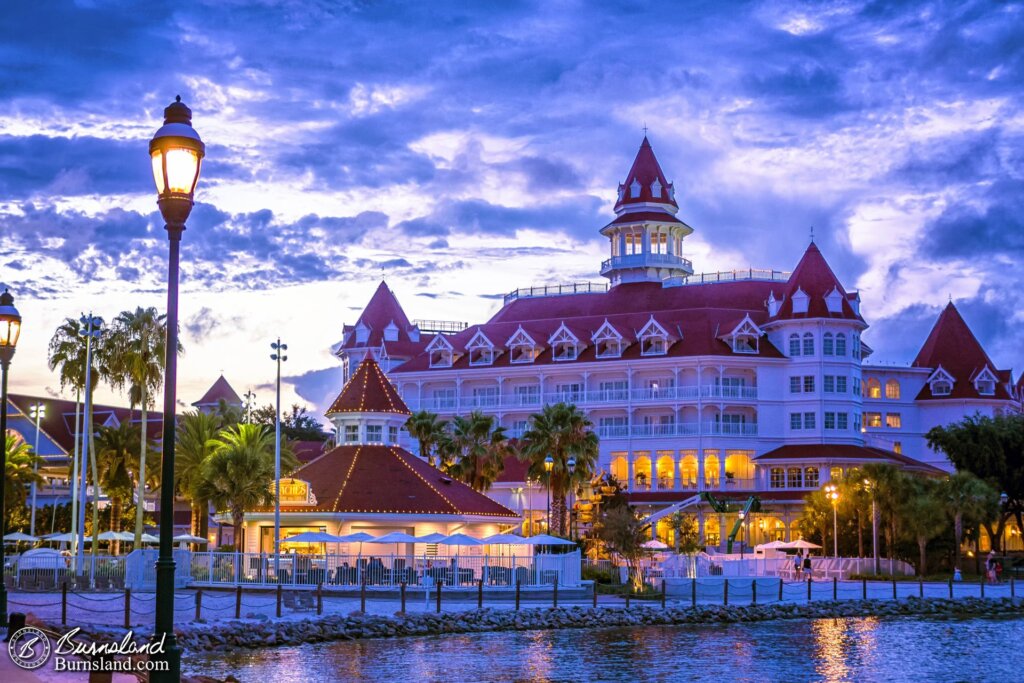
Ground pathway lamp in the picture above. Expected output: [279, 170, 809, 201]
[824, 483, 840, 558]
[150, 95, 204, 683]
[738, 510, 746, 560]
[0, 289, 22, 625]
[544, 455, 553, 533]
[567, 457, 576, 538]
[271, 339, 287, 580]
[28, 402, 45, 536]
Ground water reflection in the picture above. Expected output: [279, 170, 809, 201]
[186, 616, 1024, 683]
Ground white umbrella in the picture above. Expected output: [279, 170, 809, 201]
[483, 534, 527, 545]
[438, 533, 483, 546]
[140, 533, 160, 544]
[173, 534, 209, 544]
[367, 532, 419, 544]
[337, 532, 376, 543]
[415, 532, 448, 543]
[43, 533, 92, 543]
[116, 532, 136, 542]
[96, 531, 123, 541]
[641, 539, 669, 550]
[784, 539, 822, 550]
[282, 531, 346, 543]
[4, 532, 39, 543]
[521, 534, 575, 546]
[755, 540, 789, 551]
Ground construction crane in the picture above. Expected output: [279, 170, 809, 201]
[641, 493, 760, 553]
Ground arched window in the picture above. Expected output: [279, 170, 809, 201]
[823, 332, 834, 356]
[804, 467, 819, 488]
[865, 378, 881, 399]
[802, 332, 814, 356]
[885, 379, 900, 400]
[788, 334, 801, 356]
[787, 467, 802, 488]
[770, 468, 785, 489]
[835, 333, 847, 356]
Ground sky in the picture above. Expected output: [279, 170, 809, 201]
[1, 0, 1022, 418]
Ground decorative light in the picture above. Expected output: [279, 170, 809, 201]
[544, 455, 554, 473]
[0, 290, 22, 350]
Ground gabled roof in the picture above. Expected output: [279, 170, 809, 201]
[339, 281, 431, 357]
[912, 302, 1011, 401]
[755, 444, 946, 475]
[192, 375, 242, 407]
[771, 243, 863, 322]
[7, 394, 164, 455]
[276, 444, 519, 517]
[614, 136, 679, 212]
[325, 355, 410, 416]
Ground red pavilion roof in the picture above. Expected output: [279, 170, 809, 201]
[770, 243, 863, 322]
[614, 136, 679, 212]
[325, 354, 410, 415]
[192, 375, 242, 407]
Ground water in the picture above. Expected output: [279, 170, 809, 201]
[185, 616, 1024, 682]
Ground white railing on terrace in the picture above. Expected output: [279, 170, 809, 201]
[503, 282, 609, 306]
[600, 253, 694, 274]
[595, 422, 756, 439]
[412, 319, 468, 334]
[681, 269, 791, 285]
[404, 385, 758, 412]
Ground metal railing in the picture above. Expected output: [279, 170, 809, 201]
[600, 253, 694, 273]
[682, 269, 791, 285]
[503, 282, 609, 306]
[412, 319, 469, 334]
[595, 421, 755, 439]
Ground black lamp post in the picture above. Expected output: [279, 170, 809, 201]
[149, 96, 204, 682]
[0, 289, 22, 627]
[544, 455, 553, 533]
[567, 457, 576, 539]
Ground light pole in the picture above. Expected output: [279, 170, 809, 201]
[243, 390, 256, 423]
[28, 402, 45, 536]
[76, 314, 102, 578]
[864, 478, 879, 574]
[271, 339, 287, 577]
[567, 457, 576, 538]
[825, 483, 839, 558]
[150, 95, 204, 682]
[0, 289, 22, 625]
[738, 510, 746, 560]
[544, 455, 553, 533]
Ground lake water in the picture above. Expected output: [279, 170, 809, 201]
[186, 615, 1024, 682]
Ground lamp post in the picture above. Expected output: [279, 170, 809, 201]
[738, 510, 746, 560]
[150, 95, 204, 683]
[28, 402, 45, 536]
[544, 455, 553, 533]
[566, 457, 576, 539]
[824, 483, 839, 558]
[76, 314, 102, 578]
[864, 478, 879, 574]
[0, 289, 22, 625]
[270, 339, 287, 578]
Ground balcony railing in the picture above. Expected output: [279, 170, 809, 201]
[600, 253, 694, 274]
[597, 421, 755, 439]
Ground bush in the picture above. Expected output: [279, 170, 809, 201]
[582, 564, 617, 585]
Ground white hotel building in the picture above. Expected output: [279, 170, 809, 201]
[332, 137, 1022, 549]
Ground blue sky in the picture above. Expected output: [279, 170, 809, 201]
[1, 0, 1022, 413]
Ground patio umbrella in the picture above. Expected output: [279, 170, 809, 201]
[96, 531, 123, 541]
[43, 533, 92, 543]
[483, 534, 527, 545]
[438, 533, 483, 546]
[173, 534, 209, 543]
[139, 533, 160, 544]
[282, 531, 346, 544]
[755, 540, 789, 551]
[641, 539, 669, 550]
[336, 532, 376, 543]
[415, 532, 448, 543]
[3, 532, 39, 543]
[115, 531, 136, 542]
[520, 534, 575, 546]
[367, 531, 419, 557]
[784, 540, 822, 550]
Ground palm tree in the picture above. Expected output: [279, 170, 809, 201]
[92, 423, 139, 554]
[941, 472, 1000, 570]
[440, 411, 509, 492]
[202, 424, 298, 551]
[521, 403, 599, 536]
[5, 432, 43, 515]
[105, 307, 180, 546]
[899, 476, 948, 575]
[406, 410, 447, 466]
[175, 410, 224, 542]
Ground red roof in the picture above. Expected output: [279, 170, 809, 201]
[325, 355, 410, 415]
[755, 444, 946, 475]
[494, 453, 530, 483]
[340, 281, 432, 358]
[770, 243, 863, 322]
[7, 393, 164, 454]
[604, 211, 687, 228]
[279, 444, 519, 517]
[911, 302, 1011, 401]
[614, 136, 679, 211]
[292, 439, 330, 464]
[192, 375, 242, 407]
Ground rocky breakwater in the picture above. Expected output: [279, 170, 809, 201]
[56, 597, 1024, 654]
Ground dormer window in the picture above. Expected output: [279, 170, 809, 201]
[593, 320, 623, 359]
[792, 287, 809, 315]
[825, 287, 844, 314]
[767, 292, 780, 317]
[927, 366, 955, 397]
[549, 324, 580, 362]
[728, 315, 760, 354]
[383, 321, 399, 342]
[630, 179, 641, 198]
[355, 322, 369, 344]
[466, 330, 496, 367]
[975, 367, 997, 396]
[638, 317, 670, 356]
[426, 335, 454, 368]
[651, 179, 662, 198]
[507, 327, 539, 364]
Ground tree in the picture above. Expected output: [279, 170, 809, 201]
[202, 424, 298, 551]
[105, 306, 180, 547]
[898, 476, 948, 575]
[439, 411, 509, 492]
[175, 410, 224, 541]
[251, 403, 330, 441]
[5, 432, 43, 517]
[92, 423, 140, 554]
[669, 513, 701, 554]
[940, 472, 1000, 570]
[597, 505, 647, 591]
[405, 410, 447, 466]
[799, 489, 832, 549]
[521, 403, 599, 537]
[927, 413, 1024, 551]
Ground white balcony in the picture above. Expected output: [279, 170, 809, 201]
[600, 252, 694, 275]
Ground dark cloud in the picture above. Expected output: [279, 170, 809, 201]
[286, 366, 341, 414]
[919, 180, 1024, 260]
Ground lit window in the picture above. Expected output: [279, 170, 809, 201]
[830, 466, 843, 480]
[770, 468, 785, 489]
[787, 468, 802, 488]
[804, 467, 819, 488]
[864, 412, 882, 428]
[885, 413, 901, 429]
[885, 379, 900, 400]
[893, 441, 902, 454]
[823, 333, 834, 356]
[865, 378, 881, 399]
[835, 334, 847, 356]
[802, 333, 814, 356]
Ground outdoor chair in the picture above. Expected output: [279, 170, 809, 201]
[515, 567, 530, 586]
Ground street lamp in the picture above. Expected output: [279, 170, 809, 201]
[28, 402, 45, 536]
[824, 483, 840, 558]
[150, 95, 204, 682]
[544, 455, 553, 533]
[75, 314, 102, 579]
[271, 339, 288, 579]
[567, 457, 576, 539]
[864, 478, 879, 575]
[738, 510, 746, 560]
[0, 289, 22, 625]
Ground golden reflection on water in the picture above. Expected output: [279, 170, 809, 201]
[812, 617, 880, 682]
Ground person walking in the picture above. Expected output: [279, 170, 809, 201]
[985, 551, 997, 584]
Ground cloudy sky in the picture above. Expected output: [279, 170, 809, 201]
[1, 0, 1021, 416]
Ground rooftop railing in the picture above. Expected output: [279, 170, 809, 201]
[503, 282, 609, 306]
[413, 319, 469, 334]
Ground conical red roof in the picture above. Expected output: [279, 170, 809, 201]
[192, 375, 242, 407]
[772, 243, 861, 321]
[912, 302, 1009, 400]
[325, 354, 410, 415]
[614, 136, 679, 211]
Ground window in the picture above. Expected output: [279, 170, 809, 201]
[803, 376, 815, 393]
[802, 333, 814, 356]
[388, 426, 399, 443]
[789, 334, 801, 356]
[824, 375, 835, 393]
[804, 467, 819, 488]
[865, 378, 881, 399]
[790, 413, 802, 430]
[432, 388, 456, 409]
[593, 322, 623, 359]
[366, 425, 383, 442]
[514, 385, 540, 406]
[885, 413, 902, 429]
[598, 416, 628, 438]
[931, 380, 952, 396]
[864, 412, 882, 428]
[976, 378, 995, 395]
[787, 468, 803, 488]
[651, 178, 662, 198]
[550, 326, 579, 362]
[553, 341, 577, 361]
[789, 376, 802, 393]
[630, 179, 641, 198]
[599, 380, 628, 401]
[852, 334, 861, 360]
[835, 334, 847, 356]
[803, 412, 816, 429]
[344, 425, 358, 443]
[837, 376, 848, 394]
[429, 347, 452, 368]
[823, 333, 834, 356]
[837, 413, 848, 430]
[770, 468, 785, 489]
[469, 347, 493, 366]
[824, 412, 836, 430]
[641, 336, 666, 356]
[893, 441, 903, 454]
[830, 466, 843, 480]
[556, 382, 583, 403]
[885, 379, 900, 400]
[471, 386, 499, 407]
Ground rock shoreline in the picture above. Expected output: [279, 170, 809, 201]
[54, 596, 1024, 654]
